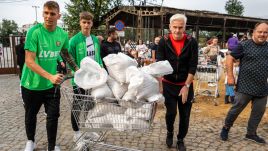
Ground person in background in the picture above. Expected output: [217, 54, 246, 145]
[136, 39, 149, 66]
[151, 36, 160, 62]
[100, 28, 121, 60]
[124, 39, 136, 58]
[15, 37, 25, 79]
[226, 34, 239, 52]
[203, 36, 220, 64]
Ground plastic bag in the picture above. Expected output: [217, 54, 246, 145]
[107, 76, 128, 99]
[125, 66, 163, 102]
[125, 104, 152, 120]
[91, 83, 114, 100]
[87, 103, 126, 119]
[74, 57, 108, 89]
[103, 53, 138, 83]
[140, 60, 173, 77]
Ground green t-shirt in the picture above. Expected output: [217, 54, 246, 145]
[21, 24, 69, 90]
[69, 32, 103, 86]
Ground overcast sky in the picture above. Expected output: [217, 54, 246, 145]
[0, 0, 268, 27]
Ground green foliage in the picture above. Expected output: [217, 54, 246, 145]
[63, 0, 122, 36]
[0, 19, 18, 36]
[225, 0, 244, 16]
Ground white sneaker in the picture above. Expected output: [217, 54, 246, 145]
[24, 140, 36, 151]
[73, 131, 82, 142]
[47, 145, 60, 151]
[54, 146, 61, 151]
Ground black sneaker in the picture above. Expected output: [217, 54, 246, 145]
[245, 134, 266, 144]
[220, 126, 230, 141]
[176, 139, 186, 151]
[166, 132, 173, 148]
[224, 95, 230, 104]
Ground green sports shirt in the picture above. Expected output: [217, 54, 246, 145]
[69, 32, 103, 86]
[21, 24, 69, 90]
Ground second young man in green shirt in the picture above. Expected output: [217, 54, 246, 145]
[68, 11, 103, 142]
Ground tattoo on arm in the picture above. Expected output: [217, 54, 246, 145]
[60, 49, 79, 71]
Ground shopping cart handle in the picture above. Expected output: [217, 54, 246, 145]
[54, 75, 74, 89]
[59, 75, 74, 85]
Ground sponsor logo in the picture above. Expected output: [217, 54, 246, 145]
[56, 41, 61, 47]
[39, 50, 60, 58]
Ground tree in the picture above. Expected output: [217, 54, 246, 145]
[0, 19, 18, 36]
[225, 0, 244, 16]
[63, 0, 122, 36]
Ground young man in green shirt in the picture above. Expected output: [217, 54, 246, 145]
[68, 11, 103, 142]
[21, 1, 78, 151]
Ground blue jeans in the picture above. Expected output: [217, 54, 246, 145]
[225, 84, 234, 96]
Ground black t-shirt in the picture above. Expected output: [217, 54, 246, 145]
[100, 40, 122, 59]
[15, 43, 25, 66]
[231, 40, 268, 96]
[151, 43, 158, 51]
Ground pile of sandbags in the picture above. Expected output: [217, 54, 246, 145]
[85, 102, 152, 131]
[123, 66, 164, 102]
[74, 54, 174, 131]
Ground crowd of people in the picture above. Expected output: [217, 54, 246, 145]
[13, 1, 268, 151]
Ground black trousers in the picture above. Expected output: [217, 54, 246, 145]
[163, 82, 193, 140]
[22, 86, 60, 151]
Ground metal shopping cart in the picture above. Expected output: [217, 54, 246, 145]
[194, 55, 220, 106]
[60, 78, 157, 151]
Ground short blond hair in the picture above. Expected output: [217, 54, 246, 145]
[170, 14, 187, 26]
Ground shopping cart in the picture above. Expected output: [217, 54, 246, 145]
[60, 77, 157, 151]
[194, 55, 220, 106]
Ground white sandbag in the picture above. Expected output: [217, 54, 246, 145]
[91, 83, 114, 100]
[140, 60, 173, 77]
[85, 115, 112, 128]
[122, 66, 142, 101]
[125, 66, 162, 102]
[74, 57, 108, 89]
[128, 118, 149, 130]
[87, 104, 126, 118]
[122, 89, 137, 102]
[118, 100, 144, 108]
[103, 53, 138, 83]
[136, 73, 160, 101]
[107, 76, 128, 99]
[125, 104, 152, 120]
[147, 94, 165, 102]
[106, 113, 130, 131]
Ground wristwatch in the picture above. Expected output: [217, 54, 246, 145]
[184, 84, 190, 88]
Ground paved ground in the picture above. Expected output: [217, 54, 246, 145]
[0, 74, 268, 151]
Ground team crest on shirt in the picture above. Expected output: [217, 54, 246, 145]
[56, 41, 61, 47]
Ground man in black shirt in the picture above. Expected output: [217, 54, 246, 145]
[220, 22, 268, 144]
[151, 36, 160, 62]
[100, 27, 121, 60]
[15, 37, 25, 79]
